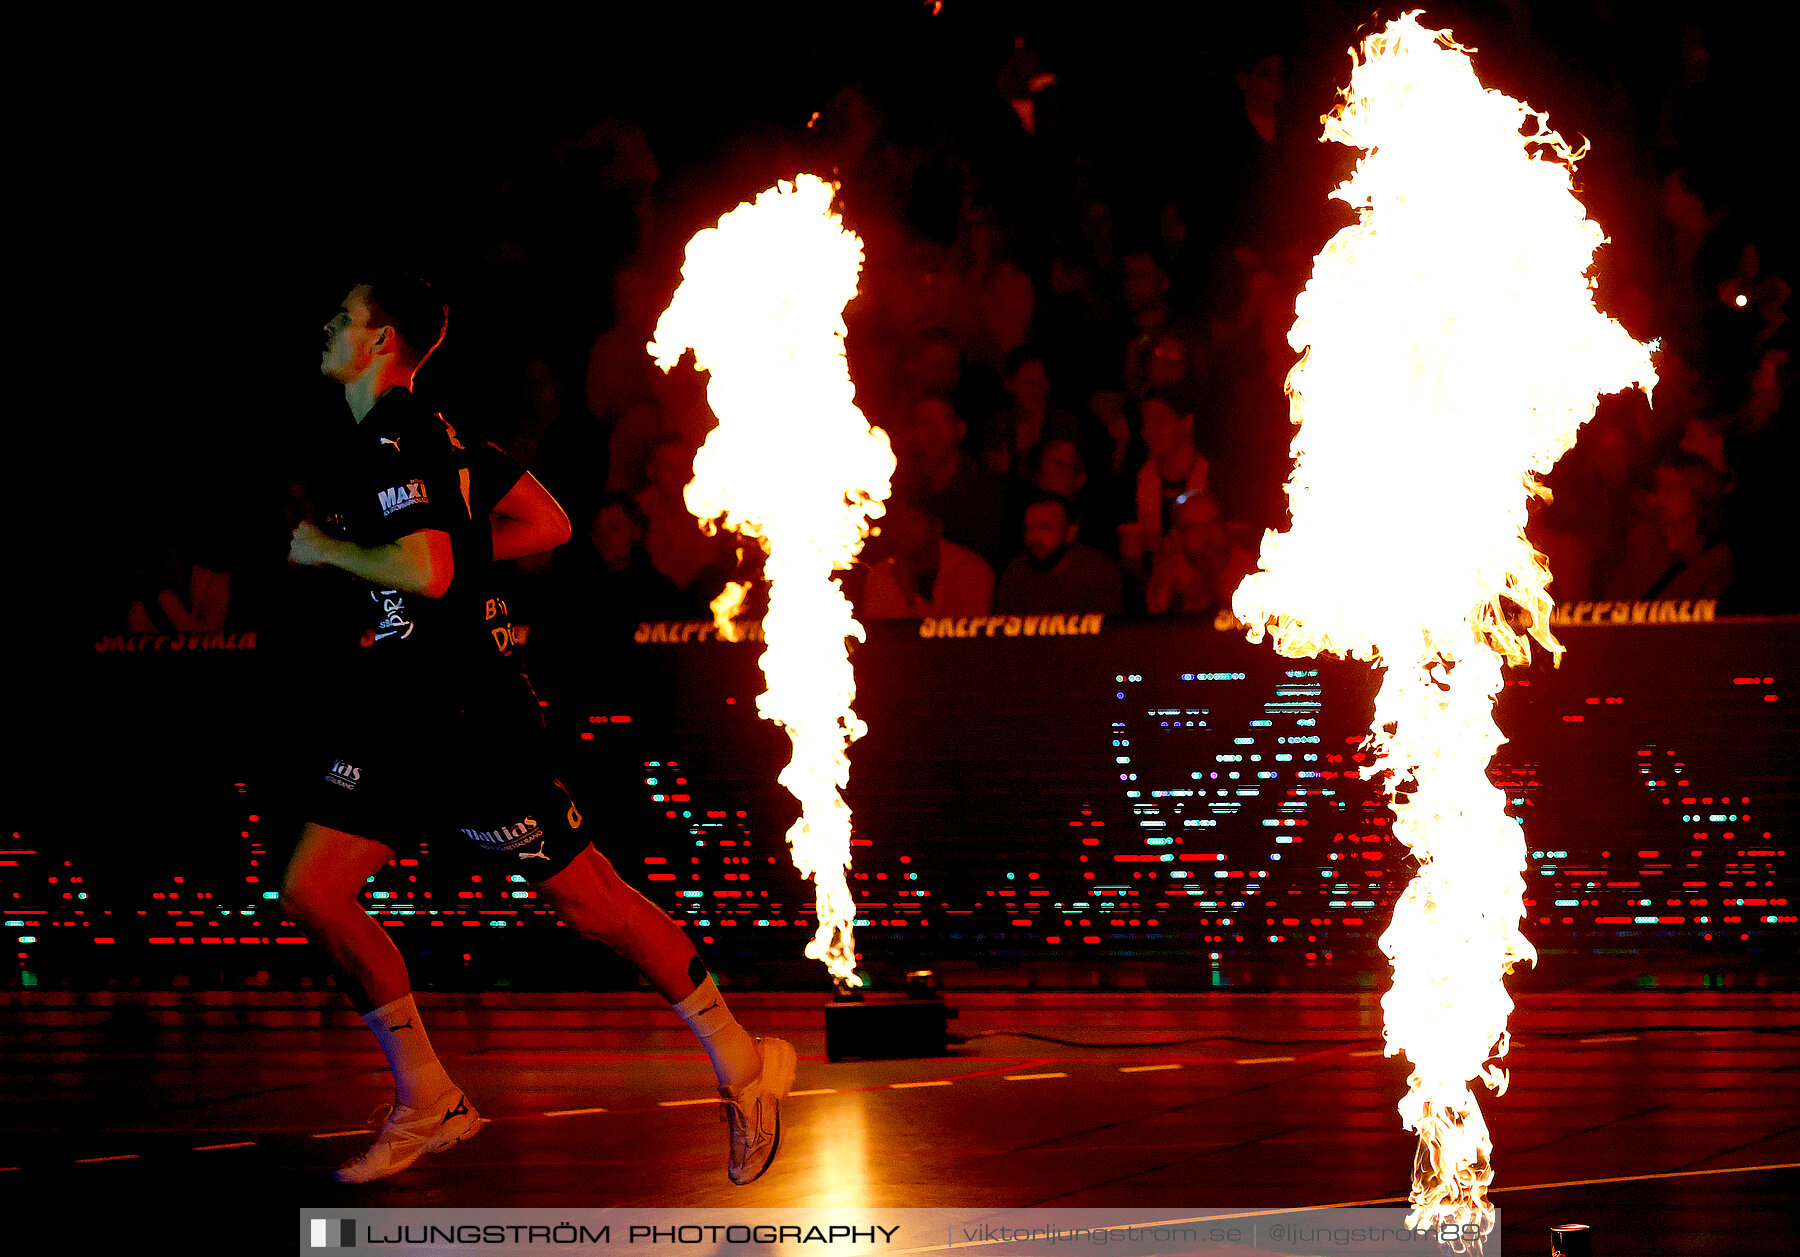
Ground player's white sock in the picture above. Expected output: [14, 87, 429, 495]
[672, 976, 762, 1089]
[364, 993, 456, 1109]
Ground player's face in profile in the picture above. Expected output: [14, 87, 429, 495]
[321, 285, 377, 382]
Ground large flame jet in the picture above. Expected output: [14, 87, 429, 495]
[1233, 12, 1656, 1239]
[651, 175, 895, 985]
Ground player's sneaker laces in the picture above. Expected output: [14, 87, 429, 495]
[719, 1036, 796, 1185]
[334, 1089, 484, 1184]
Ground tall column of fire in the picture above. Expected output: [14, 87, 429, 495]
[1232, 14, 1656, 1236]
[650, 175, 895, 986]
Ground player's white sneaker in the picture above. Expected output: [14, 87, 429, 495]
[719, 1036, 796, 1185]
[333, 1089, 484, 1184]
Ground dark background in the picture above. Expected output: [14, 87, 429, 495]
[38, 617, 1797, 991]
[25, 1, 1796, 990]
[76, 0, 1791, 617]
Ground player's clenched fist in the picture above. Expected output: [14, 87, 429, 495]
[288, 519, 336, 567]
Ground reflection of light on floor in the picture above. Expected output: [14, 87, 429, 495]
[800, 1094, 870, 1203]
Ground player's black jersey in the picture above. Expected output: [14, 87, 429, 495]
[467, 439, 528, 663]
[318, 387, 496, 689]
[304, 402, 578, 867]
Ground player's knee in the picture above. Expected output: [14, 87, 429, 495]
[541, 877, 639, 944]
[278, 885, 316, 930]
[542, 883, 617, 940]
[278, 878, 319, 928]
[279, 870, 347, 928]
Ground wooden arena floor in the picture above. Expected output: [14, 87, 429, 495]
[3, 989, 1796, 1255]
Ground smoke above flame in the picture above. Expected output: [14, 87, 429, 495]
[650, 174, 895, 985]
[1232, 12, 1656, 1239]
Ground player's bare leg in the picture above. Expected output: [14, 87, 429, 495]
[281, 823, 410, 1012]
[536, 843, 797, 1182]
[281, 822, 482, 1182]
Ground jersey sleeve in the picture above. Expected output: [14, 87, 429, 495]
[469, 441, 528, 519]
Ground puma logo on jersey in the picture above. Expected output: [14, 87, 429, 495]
[378, 480, 429, 516]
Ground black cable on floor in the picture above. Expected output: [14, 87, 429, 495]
[954, 1030, 1371, 1048]
[951, 1023, 1800, 1049]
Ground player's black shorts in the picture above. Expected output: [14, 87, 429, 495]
[303, 681, 589, 880]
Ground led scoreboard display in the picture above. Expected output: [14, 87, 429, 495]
[32, 617, 1797, 983]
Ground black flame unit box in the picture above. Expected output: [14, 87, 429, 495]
[824, 978, 958, 1061]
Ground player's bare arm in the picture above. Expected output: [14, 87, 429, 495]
[489, 472, 572, 561]
[289, 520, 455, 597]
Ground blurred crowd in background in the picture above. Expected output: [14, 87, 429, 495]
[113, 6, 1792, 643]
